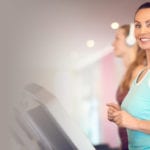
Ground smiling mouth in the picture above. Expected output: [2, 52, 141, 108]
[139, 38, 150, 42]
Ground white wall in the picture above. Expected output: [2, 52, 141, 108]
[7, 0, 145, 148]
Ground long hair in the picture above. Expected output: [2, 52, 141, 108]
[119, 24, 130, 38]
[120, 48, 146, 92]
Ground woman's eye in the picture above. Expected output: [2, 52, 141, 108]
[146, 23, 150, 27]
[135, 24, 141, 28]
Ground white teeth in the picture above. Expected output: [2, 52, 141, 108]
[140, 38, 150, 42]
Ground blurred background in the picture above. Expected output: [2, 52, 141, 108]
[7, 0, 147, 149]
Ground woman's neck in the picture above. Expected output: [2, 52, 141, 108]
[123, 48, 137, 68]
[129, 45, 138, 62]
[123, 54, 131, 68]
[146, 49, 150, 69]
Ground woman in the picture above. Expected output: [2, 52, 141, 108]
[112, 24, 146, 150]
[107, 2, 150, 150]
[113, 24, 138, 68]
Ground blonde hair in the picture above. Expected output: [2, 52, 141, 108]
[120, 48, 146, 92]
[119, 24, 130, 38]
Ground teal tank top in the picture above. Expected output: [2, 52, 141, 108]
[121, 69, 150, 150]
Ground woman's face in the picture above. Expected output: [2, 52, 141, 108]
[112, 28, 127, 57]
[134, 8, 150, 50]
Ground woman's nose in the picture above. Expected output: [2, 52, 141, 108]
[139, 26, 149, 34]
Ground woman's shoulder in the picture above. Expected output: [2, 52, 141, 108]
[128, 65, 145, 88]
[131, 65, 145, 80]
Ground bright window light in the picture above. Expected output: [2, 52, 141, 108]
[86, 40, 95, 48]
[111, 22, 119, 29]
